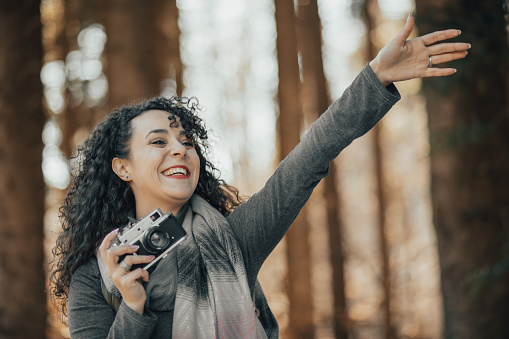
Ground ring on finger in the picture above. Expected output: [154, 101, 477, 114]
[119, 260, 131, 272]
[428, 56, 433, 68]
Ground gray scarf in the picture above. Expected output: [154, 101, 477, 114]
[98, 194, 268, 338]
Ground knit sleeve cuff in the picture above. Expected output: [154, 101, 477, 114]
[110, 302, 157, 338]
[363, 63, 401, 103]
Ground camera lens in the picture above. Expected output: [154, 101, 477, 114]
[145, 228, 170, 252]
[150, 231, 166, 247]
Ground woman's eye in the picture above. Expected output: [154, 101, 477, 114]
[182, 140, 194, 148]
[151, 139, 166, 146]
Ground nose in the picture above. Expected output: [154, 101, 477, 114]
[170, 141, 187, 158]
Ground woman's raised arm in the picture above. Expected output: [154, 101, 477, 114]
[227, 16, 469, 283]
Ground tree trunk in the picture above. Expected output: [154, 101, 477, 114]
[60, 0, 106, 157]
[165, 0, 183, 98]
[361, 0, 395, 338]
[296, 1, 348, 338]
[41, 0, 67, 63]
[414, 1, 509, 338]
[104, 0, 165, 108]
[0, 1, 47, 337]
[274, 0, 314, 338]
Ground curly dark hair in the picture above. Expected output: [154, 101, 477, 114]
[49, 96, 243, 318]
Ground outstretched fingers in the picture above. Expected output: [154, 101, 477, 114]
[431, 50, 469, 67]
[420, 29, 462, 46]
[420, 32, 470, 78]
[428, 42, 471, 55]
[425, 67, 458, 78]
[368, 13, 470, 83]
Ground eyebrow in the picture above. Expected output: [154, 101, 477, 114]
[145, 129, 188, 139]
[145, 129, 168, 139]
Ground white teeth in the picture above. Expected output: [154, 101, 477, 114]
[163, 167, 188, 176]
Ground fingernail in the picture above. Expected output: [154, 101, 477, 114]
[407, 13, 410, 22]
[453, 69, 457, 73]
[131, 245, 139, 250]
[457, 30, 461, 34]
[111, 228, 119, 234]
[468, 43, 472, 49]
[148, 255, 155, 260]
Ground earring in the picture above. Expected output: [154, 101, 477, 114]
[125, 175, 130, 180]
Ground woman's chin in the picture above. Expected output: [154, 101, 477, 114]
[162, 192, 194, 207]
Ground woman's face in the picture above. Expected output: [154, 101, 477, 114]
[115, 109, 200, 217]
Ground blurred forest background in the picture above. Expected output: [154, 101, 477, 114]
[0, 0, 508, 338]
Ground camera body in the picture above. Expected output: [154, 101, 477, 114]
[114, 208, 187, 271]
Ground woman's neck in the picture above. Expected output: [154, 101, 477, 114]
[135, 200, 187, 219]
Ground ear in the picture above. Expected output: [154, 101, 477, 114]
[112, 157, 131, 182]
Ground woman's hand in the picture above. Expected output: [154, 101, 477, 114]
[99, 229, 155, 315]
[369, 14, 471, 87]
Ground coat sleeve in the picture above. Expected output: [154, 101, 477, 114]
[67, 259, 157, 339]
[227, 64, 401, 282]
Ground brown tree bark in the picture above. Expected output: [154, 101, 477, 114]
[274, 0, 314, 338]
[414, 1, 509, 338]
[361, 1, 396, 338]
[59, 0, 106, 157]
[165, 0, 183, 98]
[296, 1, 348, 338]
[41, 0, 67, 63]
[104, 0, 166, 108]
[0, 1, 47, 337]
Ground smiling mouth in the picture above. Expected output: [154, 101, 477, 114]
[162, 166, 190, 178]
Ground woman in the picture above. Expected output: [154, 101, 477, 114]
[50, 15, 470, 338]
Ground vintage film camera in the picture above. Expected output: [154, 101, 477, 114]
[115, 208, 187, 271]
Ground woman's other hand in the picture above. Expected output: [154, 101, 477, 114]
[369, 14, 471, 87]
[99, 229, 155, 315]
